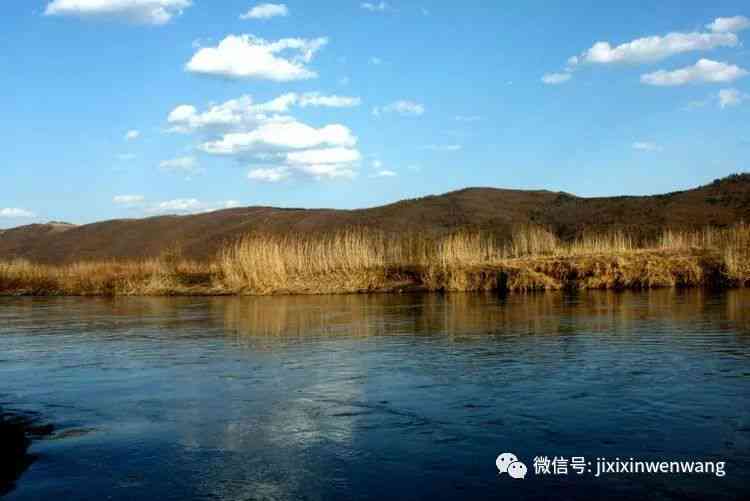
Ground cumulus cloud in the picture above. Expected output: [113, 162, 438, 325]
[186, 34, 327, 81]
[361, 2, 389, 12]
[167, 97, 280, 133]
[542, 72, 572, 85]
[200, 121, 356, 155]
[372, 100, 425, 117]
[293, 163, 357, 179]
[0, 208, 35, 218]
[718, 88, 749, 108]
[167, 93, 360, 133]
[707, 16, 750, 33]
[641, 59, 748, 86]
[569, 32, 737, 66]
[632, 141, 663, 152]
[240, 3, 288, 20]
[125, 129, 140, 140]
[44, 0, 191, 25]
[285, 147, 361, 166]
[113, 194, 145, 205]
[248, 151, 360, 181]
[167, 92, 362, 182]
[246, 148, 362, 182]
[159, 156, 201, 174]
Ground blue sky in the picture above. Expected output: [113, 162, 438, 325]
[1, 1, 749, 227]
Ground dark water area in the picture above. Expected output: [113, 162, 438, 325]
[1, 290, 749, 500]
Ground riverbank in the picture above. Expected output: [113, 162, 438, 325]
[1, 225, 748, 296]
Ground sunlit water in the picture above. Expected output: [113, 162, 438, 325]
[1, 290, 749, 500]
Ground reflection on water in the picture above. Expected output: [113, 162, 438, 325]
[1, 289, 749, 500]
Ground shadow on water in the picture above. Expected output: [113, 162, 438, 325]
[0, 408, 53, 496]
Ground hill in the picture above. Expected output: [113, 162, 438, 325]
[1, 174, 749, 265]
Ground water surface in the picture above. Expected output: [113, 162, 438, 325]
[1, 290, 749, 500]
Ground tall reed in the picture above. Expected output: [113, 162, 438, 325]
[2, 223, 749, 295]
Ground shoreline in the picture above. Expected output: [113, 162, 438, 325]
[1, 249, 747, 297]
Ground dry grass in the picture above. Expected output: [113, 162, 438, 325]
[0, 254, 223, 296]
[218, 223, 750, 294]
[1, 223, 748, 296]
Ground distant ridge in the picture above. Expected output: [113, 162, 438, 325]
[2, 174, 749, 264]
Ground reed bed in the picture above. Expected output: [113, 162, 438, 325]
[1, 224, 748, 296]
[0, 257, 221, 296]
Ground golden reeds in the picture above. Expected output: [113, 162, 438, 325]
[1, 223, 748, 296]
[0, 257, 221, 296]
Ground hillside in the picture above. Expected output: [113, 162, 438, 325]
[2, 174, 749, 264]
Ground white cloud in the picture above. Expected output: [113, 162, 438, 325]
[159, 156, 201, 173]
[641, 59, 748, 86]
[718, 88, 749, 108]
[166, 92, 362, 182]
[200, 121, 356, 155]
[155, 198, 199, 211]
[113, 194, 145, 205]
[369, 170, 397, 178]
[125, 129, 140, 140]
[632, 141, 663, 152]
[146, 199, 200, 213]
[373, 100, 425, 117]
[298, 93, 361, 108]
[186, 34, 327, 81]
[167, 97, 274, 132]
[44, 0, 191, 25]
[542, 72, 572, 85]
[295, 164, 357, 179]
[569, 32, 737, 66]
[0, 208, 35, 218]
[285, 147, 361, 165]
[248, 167, 290, 182]
[707, 16, 750, 33]
[166, 93, 360, 134]
[248, 148, 362, 182]
[145, 198, 240, 214]
[361, 2, 389, 12]
[424, 144, 462, 151]
[240, 3, 288, 20]
[255, 93, 300, 113]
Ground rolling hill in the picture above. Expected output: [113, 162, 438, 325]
[2, 174, 749, 264]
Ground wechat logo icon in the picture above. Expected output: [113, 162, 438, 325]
[496, 452, 528, 479]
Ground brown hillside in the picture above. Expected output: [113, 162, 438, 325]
[2, 174, 749, 264]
